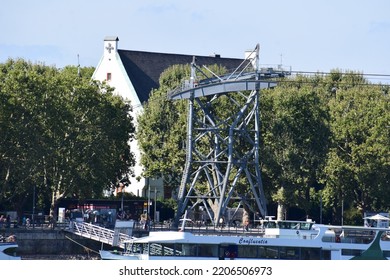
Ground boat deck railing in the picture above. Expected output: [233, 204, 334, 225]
[147, 222, 266, 236]
[322, 228, 390, 244]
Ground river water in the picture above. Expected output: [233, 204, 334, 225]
[21, 254, 100, 260]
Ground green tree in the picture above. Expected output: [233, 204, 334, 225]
[261, 76, 330, 219]
[0, 59, 135, 219]
[323, 82, 390, 223]
[137, 64, 189, 194]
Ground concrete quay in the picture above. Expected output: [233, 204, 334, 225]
[1, 226, 103, 258]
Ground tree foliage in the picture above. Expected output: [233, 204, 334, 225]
[323, 80, 390, 221]
[0, 59, 135, 218]
[137, 65, 189, 191]
[261, 77, 330, 217]
[138, 66, 389, 224]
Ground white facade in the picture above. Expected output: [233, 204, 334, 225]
[92, 36, 162, 198]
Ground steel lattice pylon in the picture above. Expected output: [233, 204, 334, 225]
[168, 44, 289, 226]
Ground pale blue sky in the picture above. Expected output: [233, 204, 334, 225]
[1, 0, 389, 82]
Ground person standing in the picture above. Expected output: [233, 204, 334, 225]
[6, 215, 11, 228]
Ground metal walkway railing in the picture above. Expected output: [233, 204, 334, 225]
[65, 221, 134, 248]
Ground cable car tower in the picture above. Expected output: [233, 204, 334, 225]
[168, 44, 289, 226]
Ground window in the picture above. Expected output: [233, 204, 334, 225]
[342, 249, 363, 256]
[301, 248, 322, 260]
[279, 247, 300, 260]
[149, 243, 175, 256]
[258, 246, 278, 259]
[181, 244, 197, 256]
[198, 244, 218, 257]
[107, 73, 112, 81]
[238, 245, 258, 258]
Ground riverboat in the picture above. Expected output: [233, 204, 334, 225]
[99, 215, 390, 260]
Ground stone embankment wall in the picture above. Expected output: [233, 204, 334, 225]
[1, 227, 103, 256]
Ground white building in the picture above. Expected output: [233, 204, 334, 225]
[92, 36, 244, 199]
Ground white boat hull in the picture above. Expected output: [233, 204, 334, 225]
[99, 221, 390, 261]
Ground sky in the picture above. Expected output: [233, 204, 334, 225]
[1, 0, 390, 83]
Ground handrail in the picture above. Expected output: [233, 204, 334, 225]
[67, 221, 132, 248]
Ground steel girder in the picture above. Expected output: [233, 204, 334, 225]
[169, 45, 286, 226]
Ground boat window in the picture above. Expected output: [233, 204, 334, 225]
[301, 248, 322, 260]
[341, 249, 363, 257]
[149, 243, 162, 256]
[198, 244, 218, 257]
[278, 222, 290, 229]
[272, 221, 313, 230]
[321, 250, 331, 260]
[279, 247, 300, 260]
[181, 244, 197, 256]
[258, 246, 278, 259]
[299, 222, 312, 230]
[161, 243, 175, 256]
[264, 221, 277, 228]
[148, 243, 176, 256]
[327, 229, 377, 244]
[236, 246, 328, 260]
[174, 244, 183, 256]
[237, 245, 258, 258]
[219, 244, 238, 259]
[130, 243, 146, 254]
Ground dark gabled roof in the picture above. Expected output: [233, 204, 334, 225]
[117, 49, 245, 104]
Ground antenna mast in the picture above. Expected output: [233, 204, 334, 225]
[77, 54, 81, 77]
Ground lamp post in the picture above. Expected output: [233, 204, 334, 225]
[341, 196, 344, 226]
[320, 191, 323, 224]
[32, 185, 36, 229]
[146, 178, 151, 219]
[119, 183, 125, 213]
[154, 187, 159, 222]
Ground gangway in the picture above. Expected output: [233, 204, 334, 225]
[65, 220, 134, 249]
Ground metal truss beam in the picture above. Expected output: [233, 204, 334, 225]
[169, 44, 289, 226]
